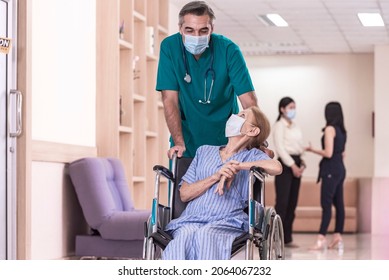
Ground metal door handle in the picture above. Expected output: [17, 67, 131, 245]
[9, 89, 22, 137]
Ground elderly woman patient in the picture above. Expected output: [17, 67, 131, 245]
[162, 106, 282, 260]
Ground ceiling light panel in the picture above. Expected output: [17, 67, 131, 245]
[266, 14, 289, 27]
[357, 13, 385, 26]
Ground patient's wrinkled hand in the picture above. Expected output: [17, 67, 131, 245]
[215, 176, 234, 195]
[260, 146, 275, 159]
[217, 160, 239, 178]
[214, 161, 240, 195]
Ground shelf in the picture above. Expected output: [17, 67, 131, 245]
[119, 39, 133, 50]
[146, 130, 158, 138]
[119, 126, 133, 134]
[133, 176, 146, 183]
[158, 25, 169, 35]
[97, 0, 169, 210]
[146, 53, 158, 61]
[133, 11, 146, 22]
[133, 94, 146, 102]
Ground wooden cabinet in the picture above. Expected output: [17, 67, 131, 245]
[97, 0, 170, 209]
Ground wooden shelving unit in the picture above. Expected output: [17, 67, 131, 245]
[97, 0, 170, 209]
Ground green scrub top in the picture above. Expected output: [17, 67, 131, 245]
[156, 33, 254, 158]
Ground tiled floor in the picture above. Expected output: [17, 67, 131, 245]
[234, 233, 389, 260]
[284, 233, 389, 260]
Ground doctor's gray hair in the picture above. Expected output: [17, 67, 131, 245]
[178, 1, 216, 27]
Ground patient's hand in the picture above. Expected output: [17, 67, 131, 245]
[215, 176, 234, 195]
[260, 146, 275, 159]
[214, 161, 239, 195]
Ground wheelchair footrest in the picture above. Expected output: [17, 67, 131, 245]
[231, 232, 251, 255]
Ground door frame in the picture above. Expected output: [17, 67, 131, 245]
[16, 0, 32, 260]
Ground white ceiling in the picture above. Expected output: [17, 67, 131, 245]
[169, 0, 389, 56]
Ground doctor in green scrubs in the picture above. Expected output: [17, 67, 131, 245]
[156, 1, 258, 158]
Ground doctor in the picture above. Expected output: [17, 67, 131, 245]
[156, 1, 258, 158]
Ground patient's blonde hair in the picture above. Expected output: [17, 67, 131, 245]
[246, 106, 271, 150]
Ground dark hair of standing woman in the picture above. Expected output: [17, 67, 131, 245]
[277, 96, 295, 121]
[324, 101, 347, 134]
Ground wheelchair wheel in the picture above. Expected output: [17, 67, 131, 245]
[260, 208, 285, 260]
[269, 214, 285, 259]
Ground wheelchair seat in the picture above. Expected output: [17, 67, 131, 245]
[144, 154, 285, 260]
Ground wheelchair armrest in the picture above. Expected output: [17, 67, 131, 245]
[250, 166, 266, 174]
[153, 165, 174, 181]
[250, 166, 267, 180]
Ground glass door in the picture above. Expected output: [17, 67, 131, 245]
[0, 0, 8, 260]
[1, 0, 18, 260]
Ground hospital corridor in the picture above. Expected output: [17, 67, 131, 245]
[1, 0, 389, 266]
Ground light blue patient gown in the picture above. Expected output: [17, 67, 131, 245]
[162, 145, 270, 260]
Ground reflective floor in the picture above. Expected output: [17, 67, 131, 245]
[284, 233, 389, 260]
[234, 233, 389, 260]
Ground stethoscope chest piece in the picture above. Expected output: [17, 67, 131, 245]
[184, 73, 191, 83]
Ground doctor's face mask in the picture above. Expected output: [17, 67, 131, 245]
[180, 14, 213, 55]
[183, 34, 209, 55]
[225, 114, 246, 137]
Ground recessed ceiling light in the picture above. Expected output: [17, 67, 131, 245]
[358, 13, 385, 27]
[257, 13, 288, 27]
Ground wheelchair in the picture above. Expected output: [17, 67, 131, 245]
[143, 153, 285, 260]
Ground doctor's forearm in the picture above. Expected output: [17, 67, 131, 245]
[162, 91, 185, 146]
[239, 91, 258, 109]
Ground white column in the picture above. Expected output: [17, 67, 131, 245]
[372, 45, 389, 234]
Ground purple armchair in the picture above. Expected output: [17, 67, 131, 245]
[68, 157, 150, 259]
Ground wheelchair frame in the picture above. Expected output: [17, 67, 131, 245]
[143, 154, 285, 260]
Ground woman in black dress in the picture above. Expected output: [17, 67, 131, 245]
[306, 102, 347, 250]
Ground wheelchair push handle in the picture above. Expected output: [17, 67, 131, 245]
[152, 151, 179, 182]
[153, 165, 174, 182]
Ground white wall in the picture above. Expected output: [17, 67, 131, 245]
[371, 46, 389, 235]
[31, 162, 87, 259]
[31, 0, 96, 147]
[169, 2, 180, 34]
[246, 54, 374, 179]
[374, 46, 389, 177]
[30, 0, 96, 259]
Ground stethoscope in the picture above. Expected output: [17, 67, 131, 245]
[182, 39, 215, 104]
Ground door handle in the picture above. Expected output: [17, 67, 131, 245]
[9, 89, 22, 137]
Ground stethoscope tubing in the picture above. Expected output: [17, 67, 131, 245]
[182, 37, 215, 104]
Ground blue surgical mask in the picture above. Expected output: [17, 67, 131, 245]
[183, 34, 209, 55]
[225, 114, 245, 137]
[286, 109, 296, 119]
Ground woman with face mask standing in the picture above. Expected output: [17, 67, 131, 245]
[272, 97, 306, 248]
[305, 102, 347, 250]
[156, 1, 258, 159]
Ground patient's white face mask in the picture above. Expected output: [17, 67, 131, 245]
[225, 114, 246, 137]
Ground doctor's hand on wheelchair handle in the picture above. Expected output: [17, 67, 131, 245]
[167, 145, 186, 159]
